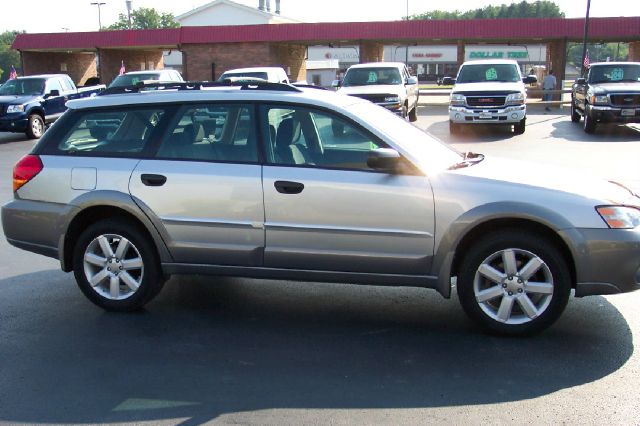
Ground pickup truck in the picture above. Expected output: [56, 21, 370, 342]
[448, 59, 537, 135]
[571, 62, 640, 134]
[0, 74, 105, 139]
[333, 62, 420, 122]
[218, 67, 290, 84]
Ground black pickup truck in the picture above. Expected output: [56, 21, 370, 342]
[571, 62, 640, 134]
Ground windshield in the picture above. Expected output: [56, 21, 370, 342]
[343, 67, 403, 87]
[109, 73, 162, 88]
[456, 64, 521, 83]
[345, 102, 462, 172]
[0, 78, 45, 96]
[219, 72, 269, 81]
[588, 65, 640, 83]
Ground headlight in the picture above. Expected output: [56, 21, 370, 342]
[590, 95, 608, 105]
[6, 105, 25, 113]
[384, 96, 400, 103]
[450, 93, 465, 106]
[506, 92, 525, 105]
[596, 206, 640, 229]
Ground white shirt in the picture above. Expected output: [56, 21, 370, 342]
[543, 74, 557, 90]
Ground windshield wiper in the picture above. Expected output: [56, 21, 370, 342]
[448, 152, 485, 170]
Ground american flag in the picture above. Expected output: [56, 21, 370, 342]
[9, 65, 17, 80]
[583, 50, 590, 69]
[119, 60, 126, 75]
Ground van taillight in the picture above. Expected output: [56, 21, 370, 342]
[13, 154, 43, 192]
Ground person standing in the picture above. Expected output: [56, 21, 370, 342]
[542, 69, 557, 112]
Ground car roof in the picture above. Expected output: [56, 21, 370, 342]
[461, 59, 520, 66]
[589, 62, 640, 67]
[120, 70, 168, 76]
[15, 74, 67, 79]
[66, 86, 366, 111]
[222, 67, 285, 74]
[348, 62, 406, 69]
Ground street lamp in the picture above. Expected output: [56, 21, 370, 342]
[580, 0, 592, 75]
[91, 2, 106, 30]
[405, 0, 409, 66]
[126, 0, 133, 29]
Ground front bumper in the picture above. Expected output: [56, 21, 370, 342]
[561, 227, 640, 297]
[376, 101, 405, 116]
[449, 105, 526, 124]
[588, 105, 640, 124]
[0, 115, 28, 132]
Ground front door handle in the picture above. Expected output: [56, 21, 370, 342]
[274, 180, 304, 194]
[141, 174, 167, 187]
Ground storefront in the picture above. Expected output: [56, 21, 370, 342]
[307, 46, 360, 75]
[385, 45, 458, 81]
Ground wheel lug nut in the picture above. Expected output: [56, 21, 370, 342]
[502, 283, 508, 288]
[518, 288, 523, 293]
[107, 267, 111, 271]
[119, 266, 123, 270]
[508, 291, 513, 296]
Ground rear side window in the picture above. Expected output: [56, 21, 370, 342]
[52, 107, 165, 156]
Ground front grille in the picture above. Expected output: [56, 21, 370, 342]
[610, 94, 640, 107]
[350, 94, 391, 104]
[466, 96, 506, 108]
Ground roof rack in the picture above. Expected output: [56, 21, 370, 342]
[99, 80, 302, 96]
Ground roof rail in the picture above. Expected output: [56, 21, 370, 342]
[99, 80, 302, 96]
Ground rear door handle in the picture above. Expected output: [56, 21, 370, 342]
[274, 180, 304, 194]
[141, 174, 167, 187]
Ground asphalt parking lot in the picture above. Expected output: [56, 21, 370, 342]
[1, 106, 639, 425]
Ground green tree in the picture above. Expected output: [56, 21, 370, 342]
[0, 30, 24, 83]
[407, 1, 564, 20]
[567, 43, 629, 68]
[107, 7, 179, 30]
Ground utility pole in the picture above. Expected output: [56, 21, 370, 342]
[580, 0, 591, 75]
[405, 0, 409, 66]
[126, 0, 133, 29]
[91, 2, 107, 30]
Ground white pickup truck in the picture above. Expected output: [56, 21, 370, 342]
[448, 59, 537, 135]
[333, 62, 420, 122]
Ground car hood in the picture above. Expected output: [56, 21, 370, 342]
[446, 156, 638, 206]
[0, 95, 39, 105]
[338, 85, 405, 96]
[452, 82, 524, 94]
[591, 82, 640, 93]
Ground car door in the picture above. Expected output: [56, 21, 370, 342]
[129, 103, 265, 266]
[42, 78, 66, 122]
[260, 104, 435, 275]
[574, 71, 590, 110]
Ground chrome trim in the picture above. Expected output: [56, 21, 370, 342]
[265, 222, 434, 237]
[161, 216, 259, 228]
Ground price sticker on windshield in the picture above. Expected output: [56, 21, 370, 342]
[485, 68, 498, 81]
[610, 68, 624, 81]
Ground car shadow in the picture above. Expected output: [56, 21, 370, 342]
[551, 120, 640, 142]
[0, 270, 634, 424]
[0, 132, 33, 145]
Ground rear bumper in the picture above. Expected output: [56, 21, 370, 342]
[449, 105, 526, 124]
[589, 105, 640, 123]
[562, 227, 640, 296]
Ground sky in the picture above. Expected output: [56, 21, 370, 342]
[1, 0, 639, 33]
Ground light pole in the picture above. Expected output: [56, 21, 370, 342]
[580, 0, 591, 75]
[126, 0, 133, 29]
[405, 0, 409, 66]
[91, 2, 106, 30]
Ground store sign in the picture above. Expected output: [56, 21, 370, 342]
[465, 45, 546, 62]
[412, 53, 443, 59]
[469, 51, 528, 59]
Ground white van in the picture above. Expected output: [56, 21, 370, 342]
[218, 67, 290, 84]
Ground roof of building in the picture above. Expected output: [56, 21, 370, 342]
[12, 17, 640, 51]
[177, 0, 298, 23]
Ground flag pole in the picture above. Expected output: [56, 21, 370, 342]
[580, 0, 591, 75]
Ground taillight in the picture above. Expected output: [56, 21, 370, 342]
[13, 154, 43, 192]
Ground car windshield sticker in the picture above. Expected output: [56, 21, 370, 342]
[367, 72, 377, 83]
[610, 68, 624, 81]
[485, 68, 498, 81]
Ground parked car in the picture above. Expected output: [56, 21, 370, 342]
[108, 70, 184, 88]
[448, 59, 537, 135]
[0, 74, 105, 139]
[218, 67, 290, 84]
[333, 62, 420, 122]
[437, 76, 455, 86]
[3, 81, 640, 336]
[571, 61, 640, 134]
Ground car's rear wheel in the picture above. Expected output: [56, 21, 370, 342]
[73, 219, 164, 311]
[457, 230, 571, 336]
[570, 99, 581, 123]
[409, 105, 418, 122]
[513, 118, 526, 135]
[26, 114, 44, 139]
[583, 106, 596, 133]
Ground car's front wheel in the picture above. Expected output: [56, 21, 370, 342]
[73, 219, 164, 311]
[570, 99, 581, 123]
[513, 118, 526, 135]
[26, 114, 44, 139]
[457, 230, 571, 336]
[583, 105, 597, 134]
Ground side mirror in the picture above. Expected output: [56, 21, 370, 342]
[575, 77, 586, 85]
[331, 79, 342, 88]
[523, 75, 537, 85]
[406, 76, 418, 85]
[44, 89, 60, 99]
[367, 148, 401, 171]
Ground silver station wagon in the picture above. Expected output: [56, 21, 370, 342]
[3, 81, 640, 335]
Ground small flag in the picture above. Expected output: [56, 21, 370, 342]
[9, 65, 17, 80]
[119, 60, 126, 75]
[583, 50, 590, 69]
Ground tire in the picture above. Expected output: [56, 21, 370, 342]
[26, 114, 44, 139]
[72, 218, 164, 311]
[583, 106, 596, 134]
[570, 99, 581, 123]
[513, 118, 526, 135]
[449, 121, 460, 134]
[402, 104, 409, 121]
[409, 104, 418, 122]
[457, 229, 571, 336]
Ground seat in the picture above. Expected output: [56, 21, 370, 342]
[158, 122, 205, 159]
[275, 118, 313, 165]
